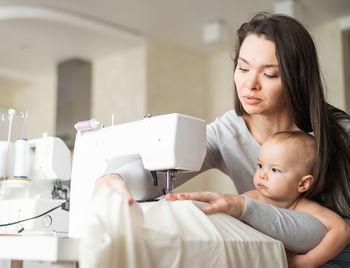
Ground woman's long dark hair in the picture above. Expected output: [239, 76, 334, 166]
[233, 13, 350, 218]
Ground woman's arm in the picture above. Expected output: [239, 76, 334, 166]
[290, 201, 350, 267]
[166, 192, 328, 253]
[240, 196, 327, 253]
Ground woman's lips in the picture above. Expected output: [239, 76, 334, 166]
[243, 96, 262, 105]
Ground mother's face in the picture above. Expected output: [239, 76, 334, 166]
[234, 34, 287, 116]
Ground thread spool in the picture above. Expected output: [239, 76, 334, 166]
[0, 141, 7, 179]
[3, 109, 16, 180]
[14, 138, 29, 179]
[74, 119, 100, 132]
[0, 141, 14, 179]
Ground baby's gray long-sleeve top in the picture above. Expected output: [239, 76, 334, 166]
[115, 110, 329, 253]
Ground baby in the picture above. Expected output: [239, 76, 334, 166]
[244, 131, 350, 267]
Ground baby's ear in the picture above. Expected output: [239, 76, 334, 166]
[298, 175, 314, 193]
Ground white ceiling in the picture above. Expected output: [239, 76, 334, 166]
[0, 0, 350, 90]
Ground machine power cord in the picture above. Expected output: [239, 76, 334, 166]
[0, 200, 70, 227]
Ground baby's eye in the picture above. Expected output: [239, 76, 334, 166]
[257, 163, 263, 169]
[272, 168, 281, 173]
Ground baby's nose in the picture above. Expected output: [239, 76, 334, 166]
[261, 174, 269, 181]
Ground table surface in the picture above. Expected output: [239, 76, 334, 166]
[0, 235, 79, 262]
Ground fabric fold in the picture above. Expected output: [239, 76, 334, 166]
[80, 192, 287, 268]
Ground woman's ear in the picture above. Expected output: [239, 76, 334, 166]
[298, 175, 314, 193]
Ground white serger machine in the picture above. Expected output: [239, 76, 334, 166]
[69, 113, 206, 237]
[0, 109, 71, 235]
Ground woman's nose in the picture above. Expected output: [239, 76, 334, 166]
[245, 73, 260, 90]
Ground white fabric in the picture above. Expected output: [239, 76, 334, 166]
[80, 190, 287, 268]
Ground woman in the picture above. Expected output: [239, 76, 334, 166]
[94, 13, 350, 267]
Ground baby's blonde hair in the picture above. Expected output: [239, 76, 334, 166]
[268, 131, 317, 175]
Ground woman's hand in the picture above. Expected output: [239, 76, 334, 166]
[93, 173, 134, 205]
[165, 191, 246, 218]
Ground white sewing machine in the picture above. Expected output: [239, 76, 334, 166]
[0, 109, 71, 235]
[69, 113, 206, 237]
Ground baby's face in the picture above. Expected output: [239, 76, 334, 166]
[253, 139, 307, 202]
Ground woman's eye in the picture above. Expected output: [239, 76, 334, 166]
[272, 168, 281, 173]
[264, 73, 278, 79]
[257, 163, 263, 169]
[239, 67, 249, 72]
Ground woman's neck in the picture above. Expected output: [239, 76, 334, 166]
[244, 113, 299, 144]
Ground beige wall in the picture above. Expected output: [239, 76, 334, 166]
[12, 75, 57, 139]
[92, 46, 147, 126]
[311, 19, 346, 111]
[0, 89, 14, 109]
[146, 38, 207, 119]
[205, 50, 235, 122]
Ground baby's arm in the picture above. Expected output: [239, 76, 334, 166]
[291, 199, 350, 268]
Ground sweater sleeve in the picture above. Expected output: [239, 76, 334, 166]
[240, 196, 327, 253]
